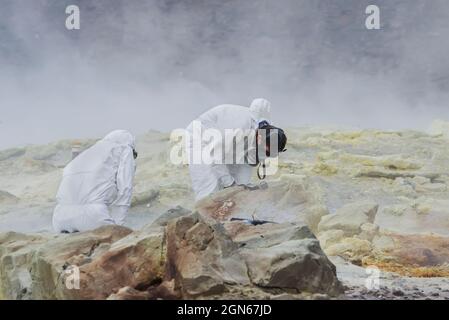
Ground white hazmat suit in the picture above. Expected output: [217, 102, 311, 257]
[186, 98, 271, 201]
[53, 130, 136, 233]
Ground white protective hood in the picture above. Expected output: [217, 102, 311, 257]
[103, 129, 136, 149]
[250, 98, 271, 124]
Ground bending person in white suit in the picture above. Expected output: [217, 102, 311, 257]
[186, 98, 287, 201]
[53, 130, 137, 233]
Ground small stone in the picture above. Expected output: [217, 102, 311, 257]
[431, 292, 440, 297]
[393, 289, 405, 296]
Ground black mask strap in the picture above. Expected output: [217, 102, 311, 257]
[257, 160, 266, 180]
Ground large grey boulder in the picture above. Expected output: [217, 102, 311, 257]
[242, 239, 342, 295]
[223, 221, 342, 296]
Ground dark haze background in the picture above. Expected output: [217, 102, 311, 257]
[1, 0, 449, 149]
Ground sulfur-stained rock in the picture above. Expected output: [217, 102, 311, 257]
[366, 233, 449, 277]
[312, 161, 338, 176]
[318, 229, 345, 249]
[415, 182, 447, 193]
[392, 176, 447, 194]
[381, 204, 408, 217]
[301, 205, 329, 233]
[324, 237, 372, 263]
[357, 223, 379, 241]
[376, 199, 449, 236]
[318, 201, 379, 236]
[372, 235, 396, 252]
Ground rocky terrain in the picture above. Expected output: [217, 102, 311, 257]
[1, 122, 449, 299]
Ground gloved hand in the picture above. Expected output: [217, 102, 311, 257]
[259, 181, 268, 190]
[110, 205, 129, 226]
[218, 175, 235, 189]
[240, 183, 260, 191]
[239, 181, 268, 191]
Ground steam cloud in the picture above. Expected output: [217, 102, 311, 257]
[1, 0, 449, 149]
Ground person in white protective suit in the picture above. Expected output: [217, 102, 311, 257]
[52, 130, 137, 233]
[186, 98, 287, 201]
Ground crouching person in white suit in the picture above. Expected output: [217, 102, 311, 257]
[53, 130, 137, 233]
